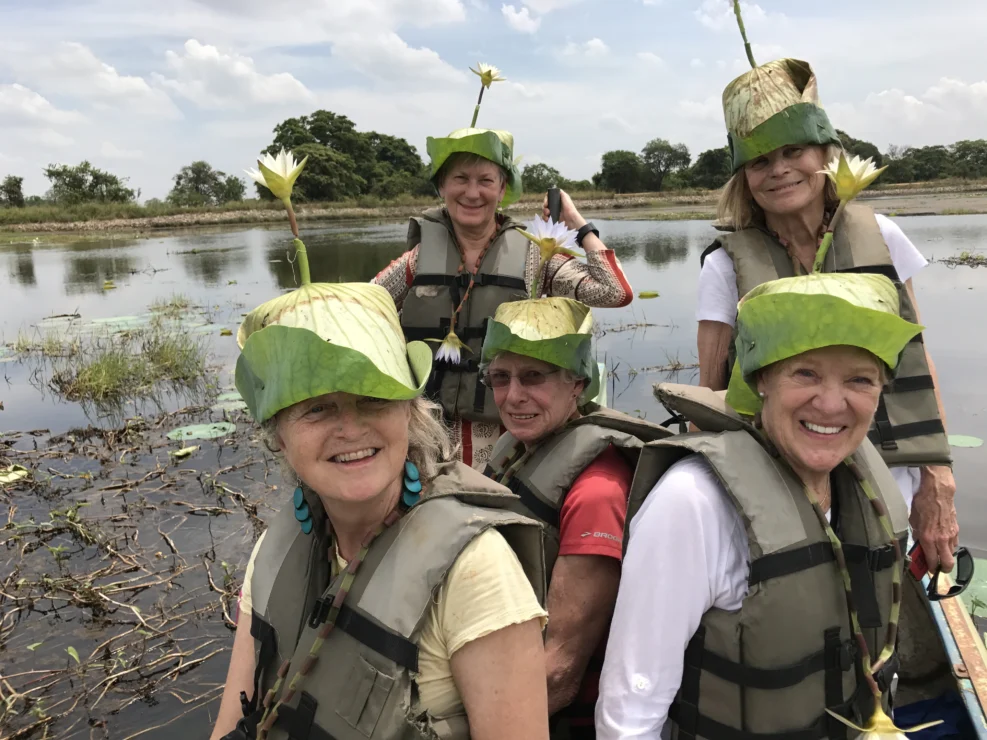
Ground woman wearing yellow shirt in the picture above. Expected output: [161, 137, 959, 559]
[210, 282, 548, 740]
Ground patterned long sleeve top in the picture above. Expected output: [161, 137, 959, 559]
[373, 242, 633, 310]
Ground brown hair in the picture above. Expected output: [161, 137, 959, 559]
[435, 152, 508, 189]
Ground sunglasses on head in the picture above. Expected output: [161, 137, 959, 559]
[480, 367, 560, 389]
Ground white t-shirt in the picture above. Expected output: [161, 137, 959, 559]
[696, 214, 929, 505]
[696, 214, 929, 326]
[597, 455, 839, 738]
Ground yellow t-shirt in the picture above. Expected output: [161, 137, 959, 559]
[239, 527, 546, 718]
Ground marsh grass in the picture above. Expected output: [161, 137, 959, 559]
[149, 293, 194, 316]
[941, 251, 987, 268]
[49, 325, 208, 403]
[14, 329, 82, 358]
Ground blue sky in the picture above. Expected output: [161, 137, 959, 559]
[2, 0, 986, 199]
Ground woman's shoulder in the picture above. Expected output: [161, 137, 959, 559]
[633, 454, 740, 534]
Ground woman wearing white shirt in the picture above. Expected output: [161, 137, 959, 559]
[695, 51, 958, 573]
[598, 274, 920, 739]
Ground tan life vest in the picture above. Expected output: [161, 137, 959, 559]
[241, 461, 547, 740]
[484, 405, 671, 574]
[400, 208, 531, 423]
[704, 203, 950, 467]
[628, 384, 910, 740]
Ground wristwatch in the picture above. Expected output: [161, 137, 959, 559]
[575, 222, 599, 247]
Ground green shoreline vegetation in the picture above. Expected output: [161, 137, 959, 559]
[3, 109, 987, 234]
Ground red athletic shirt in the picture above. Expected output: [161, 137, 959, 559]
[554, 445, 633, 734]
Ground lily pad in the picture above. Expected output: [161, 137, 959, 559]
[216, 391, 243, 402]
[0, 464, 30, 485]
[90, 315, 151, 330]
[638, 291, 660, 299]
[166, 422, 236, 441]
[949, 435, 984, 448]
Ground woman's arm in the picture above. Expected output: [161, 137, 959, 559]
[904, 278, 959, 572]
[452, 619, 550, 740]
[697, 320, 733, 391]
[538, 189, 633, 306]
[210, 609, 256, 740]
[596, 457, 748, 739]
[371, 245, 419, 309]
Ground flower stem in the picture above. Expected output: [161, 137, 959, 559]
[284, 199, 300, 239]
[293, 239, 311, 286]
[470, 86, 485, 128]
[812, 199, 848, 273]
[733, 0, 757, 68]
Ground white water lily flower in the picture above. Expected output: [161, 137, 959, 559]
[246, 148, 308, 203]
[470, 63, 506, 88]
[519, 217, 579, 264]
[427, 331, 471, 365]
[818, 153, 888, 202]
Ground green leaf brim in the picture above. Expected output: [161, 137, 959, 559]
[236, 325, 432, 422]
[426, 130, 523, 206]
[728, 102, 840, 170]
[726, 293, 923, 415]
[480, 320, 600, 404]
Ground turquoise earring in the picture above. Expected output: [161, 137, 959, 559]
[402, 461, 422, 508]
[294, 486, 314, 535]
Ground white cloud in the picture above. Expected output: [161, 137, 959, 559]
[695, 0, 768, 31]
[598, 113, 634, 133]
[11, 43, 180, 118]
[677, 96, 721, 122]
[637, 52, 664, 66]
[562, 38, 610, 58]
[101, 141, 144, 160]
[330, 32, 464, 83]
[152, 40, 313, 109]
[0, 84, 85, 127]
[501, 4, 541, 33]
[690, 58, 704, 69]
[24, 129, 76, 149]
[521, 0, 582, 11]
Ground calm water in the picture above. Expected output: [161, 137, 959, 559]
[1, 214, 986, 735]
[3, 215, 987, 539]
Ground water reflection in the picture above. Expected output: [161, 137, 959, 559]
[177, 247, 243, 285]
[64, 253, 141, 294]
[5, 245, 36, 286]
[266, 235, 407, 287]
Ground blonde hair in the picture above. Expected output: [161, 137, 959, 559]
[262, 396, 455, 490]
[716, 143, 843, 230]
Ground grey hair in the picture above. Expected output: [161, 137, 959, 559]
[260, 396, 456, 490]
[436, 152, 508, 189]
[715, 143, 843, 231]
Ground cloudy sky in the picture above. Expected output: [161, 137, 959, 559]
[2, 0, 986, 200]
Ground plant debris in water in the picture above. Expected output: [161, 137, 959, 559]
[942, 251, 987, 268]
[0, 405, 276, 738]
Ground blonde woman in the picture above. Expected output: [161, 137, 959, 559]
[695, 54, 957, 572]
[210, 282, 549, 740]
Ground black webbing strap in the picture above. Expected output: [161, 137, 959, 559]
[871, 394, 897, 451]
[691, 639, 854, 690]
[823, 628, 848, 740]
[749, 543, 834, 585]
[473, 318, 490, 414]
[845, 545, 888, 627]
[668, 706, 834, 740]
[750, 540, 900, 587]
[275, 693, 338, 740]
[506, 476, 559, 528]
[884, 374, 935, 393]
[421, 318, 451, 402]
[244, 611, 277, 716]
[867, 419, 945, 447]
[874, 652, 900, 694]
[674, 627, 706, 740]
[412, 271, 526, 292]
[440, 359, 481, 374]
[835, 264, 901, 282]
[699, 241, 721, 268]
[307, 601, 419, 672]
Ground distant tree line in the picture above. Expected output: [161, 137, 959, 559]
[2, 112, 987, 210]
